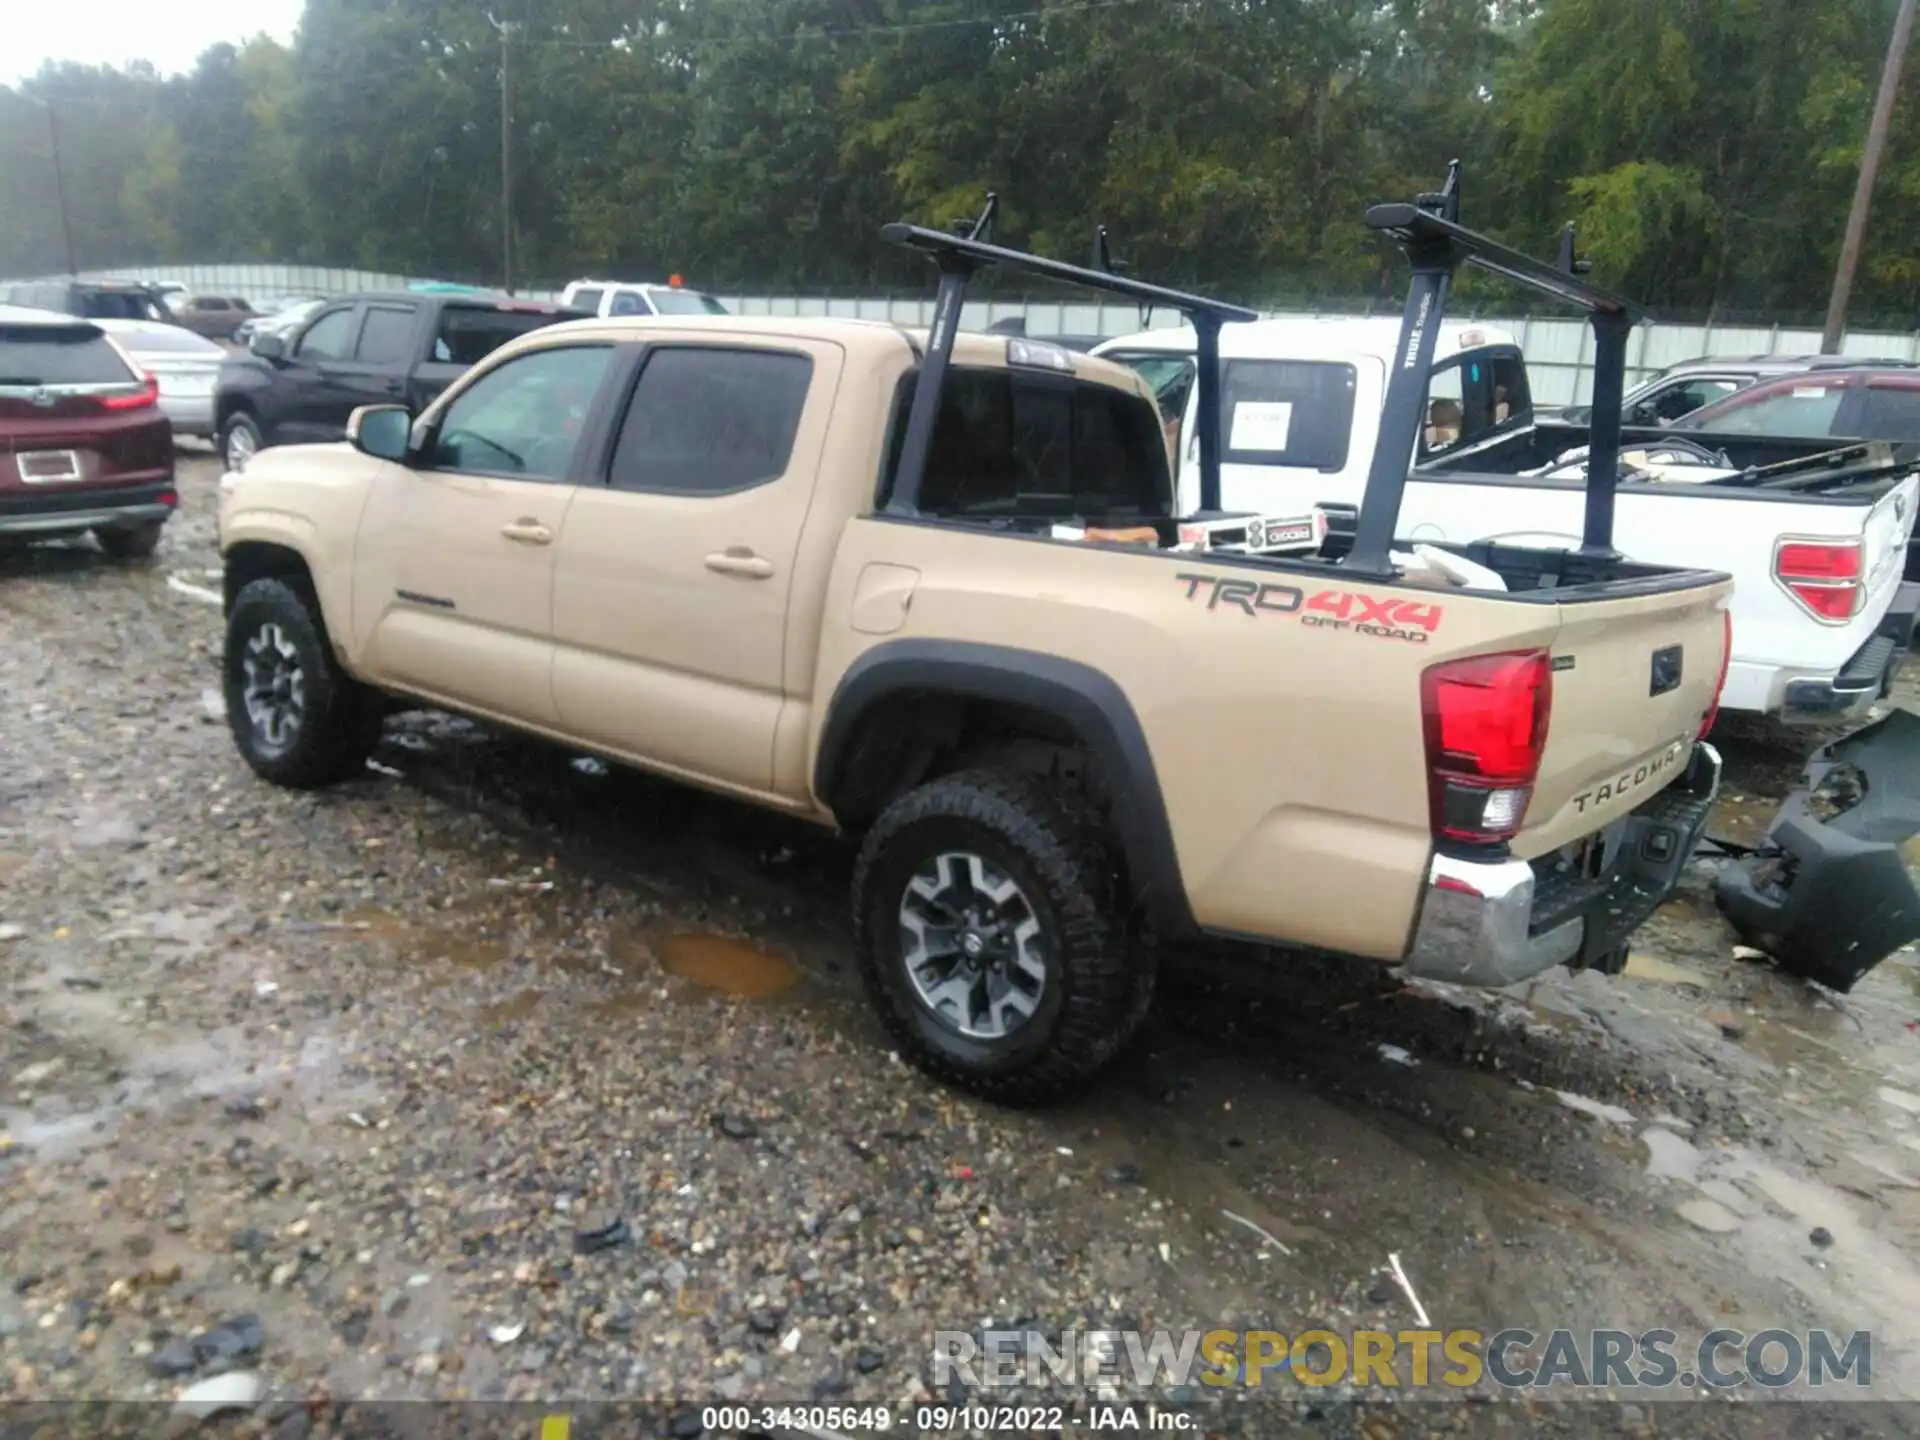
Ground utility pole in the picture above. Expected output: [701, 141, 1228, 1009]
[25, 94, 78, 274]
[489, 13, 515, 295]
[1823, 0, 1917, 352]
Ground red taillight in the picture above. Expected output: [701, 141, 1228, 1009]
[1698, 610, 1732, 739]
[100, 376, 159, 412]
[159, 490, 179, 508]
[1421, 649, 1553, 844]
[1775, 538, 1862, 621]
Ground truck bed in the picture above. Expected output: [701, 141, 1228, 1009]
[1430, 419, 1917, 502]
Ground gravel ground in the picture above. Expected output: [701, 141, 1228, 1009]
[5, 453, 1920, 1436]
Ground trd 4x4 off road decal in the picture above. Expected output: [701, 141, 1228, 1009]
[1176, 574, 1443, 643]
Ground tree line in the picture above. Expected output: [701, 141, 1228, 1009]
[1, 0, 1915, 323]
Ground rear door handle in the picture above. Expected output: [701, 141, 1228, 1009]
[704, 548, 775, 579]
[500, 520, 553, 545]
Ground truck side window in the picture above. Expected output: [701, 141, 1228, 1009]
[1856, 384, 1920, 440]
[608, 291, 650, 317]
[1220, 359, 1355, 472]
[1693, 384, 1848, 438]
[608, 348, 814, 495]
[1631, 377, 1740, 426]
[430, 345, 614, 481]
[569, 288, 605, 313]
[355, 306, 417, 366]
[296, 308, 357, 362]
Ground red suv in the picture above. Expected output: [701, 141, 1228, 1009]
[0, 305, 177, 558]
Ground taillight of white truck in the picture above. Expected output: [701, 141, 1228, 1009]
[1773, 537, 1863, 622]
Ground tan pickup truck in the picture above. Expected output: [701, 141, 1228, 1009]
[217, 180, 1732, 1102]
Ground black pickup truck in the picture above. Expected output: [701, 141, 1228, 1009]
[214, 292, 584, 472]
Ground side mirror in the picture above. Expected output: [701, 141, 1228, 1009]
[347, 404, 413, 461]
[251, 331, 285, 361]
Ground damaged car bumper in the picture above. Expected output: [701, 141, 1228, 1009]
[1403, 743, 1723, 988]
[1716, 709, 1920, 992]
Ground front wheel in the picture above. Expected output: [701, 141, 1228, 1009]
[224, 578, 383, 788]
[221, 412, 264, 472]
[852, 769, 1151, 1105]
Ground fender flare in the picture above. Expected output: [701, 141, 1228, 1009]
[816, 638, 1196, 938]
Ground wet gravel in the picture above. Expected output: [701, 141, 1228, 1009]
[5, 454, 1920, 1434]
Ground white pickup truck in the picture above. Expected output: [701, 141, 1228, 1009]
[1098, 317, 1920, 725]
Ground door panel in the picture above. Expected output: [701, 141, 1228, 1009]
[278, 303, 364, 444]
[551, 339, 842, 790]
[353, 468, 575, 725]
[314, 304, 417, 421]
[350, 343, 618, 725]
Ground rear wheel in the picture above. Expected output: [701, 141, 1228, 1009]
[224, 577, 383, 788]
[852, 769, 1151, 1104]
[221, 412, 264, 472]
[94, 521, 164, 559]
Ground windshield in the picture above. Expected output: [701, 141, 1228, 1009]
[648, 289, 729, 316]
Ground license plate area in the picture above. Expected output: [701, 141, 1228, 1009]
[17, 450, 83, 483]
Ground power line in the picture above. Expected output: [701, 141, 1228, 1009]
[508, 0, 1155, 48]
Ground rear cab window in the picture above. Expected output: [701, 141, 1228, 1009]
[881, 367, 1172, 525]
[1223, 359, 1357, 471]
[433, 305, 571, 365]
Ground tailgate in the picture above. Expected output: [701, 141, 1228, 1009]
[1858, 473, 1919, 622]
[1519, 578, 1733, 858]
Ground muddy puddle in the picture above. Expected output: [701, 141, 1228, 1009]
[654, 932, 800, 999]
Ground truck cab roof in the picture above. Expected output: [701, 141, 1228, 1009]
[517, 312, 1161, 396]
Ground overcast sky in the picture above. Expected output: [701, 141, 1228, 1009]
[7, 0, 304, 83]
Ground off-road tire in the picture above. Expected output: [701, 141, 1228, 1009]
[94, 520, 164, 559]
[224, 577, 383, 789]
[221, 411, 265, 473]
[852, 768, 1149, 1104]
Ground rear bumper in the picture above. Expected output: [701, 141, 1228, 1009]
[1402, 742, 1722, 988]
[1747, 582, 1920, 723]
[0, 482, 177, 537]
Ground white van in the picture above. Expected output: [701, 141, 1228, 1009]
[1096, 316, 1526, 512]
[559, 277, 729, 319]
